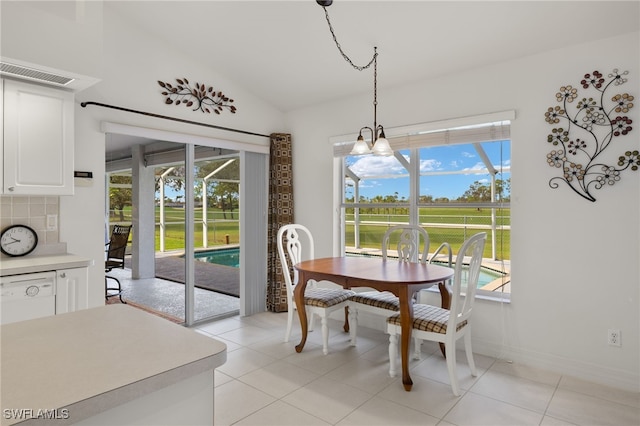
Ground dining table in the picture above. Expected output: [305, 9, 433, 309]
[293, 256, 454, 391]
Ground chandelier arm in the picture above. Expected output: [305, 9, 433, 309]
[321, 6, 377, 71]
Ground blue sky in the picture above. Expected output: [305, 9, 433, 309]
[345, 141, 511, 200]
[156, 141, 511, 202]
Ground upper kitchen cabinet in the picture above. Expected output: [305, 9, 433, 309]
[1, 78, 74, 195]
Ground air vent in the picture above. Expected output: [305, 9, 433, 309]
[0, 62, 75, 87]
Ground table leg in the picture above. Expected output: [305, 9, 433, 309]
[398, 288, 414, 391]
[294, 272, 309, 353]
[343, 306, 350, 333]
[438, 281, 452, 358]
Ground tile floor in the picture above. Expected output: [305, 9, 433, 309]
[194, 313, 639, 426]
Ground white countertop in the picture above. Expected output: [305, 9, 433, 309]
[0, 254, 91, 276]
[0, 304, 227, 425]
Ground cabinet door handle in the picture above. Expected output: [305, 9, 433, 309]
[8, 187, 15, 192]
[59, 272, 67, 278]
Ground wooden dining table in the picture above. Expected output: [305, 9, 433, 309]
[293, 256, 454, 391]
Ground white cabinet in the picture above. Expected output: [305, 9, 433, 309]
[55, 267, 88, 314]
[1, 78, 74, 195]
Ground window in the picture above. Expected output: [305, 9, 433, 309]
[334, 113, 512, 297]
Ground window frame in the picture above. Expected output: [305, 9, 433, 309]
[332, 112, 513, 300]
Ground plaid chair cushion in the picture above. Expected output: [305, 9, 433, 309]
[387, 303, 467, 334]
[304, 288, 355, 308]
[350, 291, 401, 311]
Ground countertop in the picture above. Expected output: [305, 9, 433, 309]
[0, 304, 227, 425]
[0, 254, 91, 276]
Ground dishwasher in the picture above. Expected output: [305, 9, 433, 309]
[0, 271, 56, 325]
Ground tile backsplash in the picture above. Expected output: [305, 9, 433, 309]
[0, 195, 60, 250]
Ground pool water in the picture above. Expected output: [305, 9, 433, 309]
[348, 254, 505, 288]
[194, 248, 506, 288]
[195, 248, 240, 268]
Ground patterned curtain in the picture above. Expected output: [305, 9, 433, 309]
[266, 133, 294, 312]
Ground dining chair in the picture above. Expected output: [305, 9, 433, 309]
[277, 224, 355, 355]
[386, 232, 487, 396]
[349, 225, 442, 345]
[105, 224, 132, 303]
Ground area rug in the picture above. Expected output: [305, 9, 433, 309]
[125, 256, 240, 297]
[105, 297, 183, 324]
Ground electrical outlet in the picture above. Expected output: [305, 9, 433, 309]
[46, 214, 58, 231]
[608, 329, 621, 346]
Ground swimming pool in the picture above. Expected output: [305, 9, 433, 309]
[195, 248, 507, 288]
[348, 253, 506, 289]
[194, 248, 240, 268]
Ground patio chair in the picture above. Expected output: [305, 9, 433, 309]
[277, 224, 355, 354]
[105, 224, 132, 303]
[387, 232, 487, 396]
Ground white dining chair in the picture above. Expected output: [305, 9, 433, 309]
[277, 224, 355, 355]
[386, 232, 487, 396]
[349, 225, 441, 345]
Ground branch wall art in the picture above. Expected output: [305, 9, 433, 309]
[158, 77, 237, 115]
[545, 68, 637, 202]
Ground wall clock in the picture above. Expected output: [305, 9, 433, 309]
[0, 225, 38, 257]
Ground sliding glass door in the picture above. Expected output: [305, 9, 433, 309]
[106, 139, 240, 325]
[192, 149, 241, 322]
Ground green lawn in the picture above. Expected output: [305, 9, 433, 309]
[109, 206, 239, 251]
[345, 207, 511, 259]
[110, 206, 510, 258]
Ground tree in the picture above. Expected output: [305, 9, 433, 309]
[109, 175, 132, 221]
[458, 178, 510, 202]
[197, 159, 240, 219]
[157, 157, 240, 218]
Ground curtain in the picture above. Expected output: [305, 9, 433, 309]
[266, 133, 293, 312]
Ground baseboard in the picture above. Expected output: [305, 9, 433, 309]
[472, 339, 640, 393]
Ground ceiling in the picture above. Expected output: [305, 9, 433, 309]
[106, 1, 640, 114]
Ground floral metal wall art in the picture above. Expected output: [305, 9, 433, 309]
[158, 77, 237, 114]
[545, 68, 637, 202]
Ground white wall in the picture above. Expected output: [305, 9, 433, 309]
[286, 32, 640, 391]
[1, 2, 284, 308]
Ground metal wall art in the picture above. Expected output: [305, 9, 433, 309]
[158, 77, 237, 114]
[545, 68, 637, 202]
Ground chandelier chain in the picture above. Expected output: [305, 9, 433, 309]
[322, 6, 377, 71]
[373, 50, 377, 110]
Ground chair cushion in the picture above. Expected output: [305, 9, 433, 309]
[350, 291, 401, 311]
[304, 288, 355, 308]
[387, 304, 467, 334]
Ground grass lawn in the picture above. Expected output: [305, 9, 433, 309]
[110, 206, 239, 251]
[110, 206, 510, 258]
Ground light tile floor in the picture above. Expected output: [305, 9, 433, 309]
[194, 313, 640, 426]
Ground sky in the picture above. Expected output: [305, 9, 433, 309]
[155, 141, 511, 203]
[345, 141, 511, 201]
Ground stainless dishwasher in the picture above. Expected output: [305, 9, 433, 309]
[0, 271, 56, 325]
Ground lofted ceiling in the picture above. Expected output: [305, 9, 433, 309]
[103, 1, 639, 155]
[106, 1, 640, 113]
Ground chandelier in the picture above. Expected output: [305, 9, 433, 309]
[317, 0, 393, 156]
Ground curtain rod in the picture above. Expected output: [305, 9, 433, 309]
[80, 101, 270, 138]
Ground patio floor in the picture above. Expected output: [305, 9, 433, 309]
[105, 267, 240, 323]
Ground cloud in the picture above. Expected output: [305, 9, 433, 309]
[348, 155, 407, 177]
[420, 158, 441, 172]
[463, 162, 488, 172]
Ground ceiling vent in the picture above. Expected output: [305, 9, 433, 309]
[0, 62, 75, 87]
